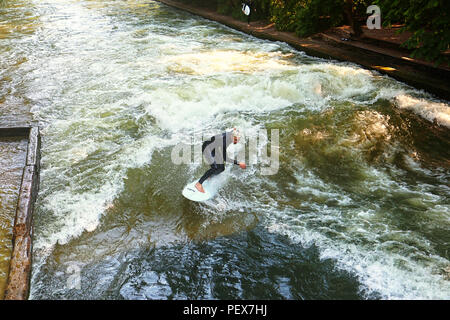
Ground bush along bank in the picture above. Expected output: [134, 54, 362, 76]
[175, 0, 449, 67]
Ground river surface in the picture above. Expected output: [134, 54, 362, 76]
[1, 0, 449, 299]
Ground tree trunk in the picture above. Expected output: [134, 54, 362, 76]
[344, 0, 362, 37]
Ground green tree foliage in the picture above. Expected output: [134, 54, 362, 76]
[269, 0, 341, 35]
[269, 0, 302, 31]
[268, 0, 371, 37]
[375, 0, 449, 65]
[294, 0, 346, 36]
[176, 0, 449, 65]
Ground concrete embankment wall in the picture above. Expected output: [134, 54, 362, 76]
[0, 126, 40, 300]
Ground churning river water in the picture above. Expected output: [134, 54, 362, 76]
[1, 0, 449, 299]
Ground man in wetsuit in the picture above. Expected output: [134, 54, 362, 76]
[195, 129, 246, 193]
[244, 0, 253, 25]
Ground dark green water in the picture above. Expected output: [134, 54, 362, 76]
[0, 0, 449, 299]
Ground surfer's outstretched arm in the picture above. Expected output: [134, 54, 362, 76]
[225, 157, 239, 165]
[224, 157, 246, 168]
[224, 131, 246, 168]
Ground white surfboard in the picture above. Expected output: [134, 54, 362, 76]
[182, 180, 213, 202]
[242, 4, 250, 16]
[183, 166, 231, 202]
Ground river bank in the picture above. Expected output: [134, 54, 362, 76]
[0, 126, 40, 300]
[0, 137, 27, 299]
[155, 0, 450, 101]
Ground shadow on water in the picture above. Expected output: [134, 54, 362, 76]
[32, 227, 367, 300]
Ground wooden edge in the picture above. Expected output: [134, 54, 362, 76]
[26, 127, 40, 169]
[4, 127, 40, 300]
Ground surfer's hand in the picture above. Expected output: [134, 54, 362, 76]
[239, 162, 246, 169]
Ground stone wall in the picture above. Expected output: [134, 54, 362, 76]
[0, 126, 40, 300]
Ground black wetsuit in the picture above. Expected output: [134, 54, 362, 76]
[198, 131, 239, 185]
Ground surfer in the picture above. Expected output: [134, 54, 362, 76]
[195, 129, 246, 193]
[242, 0, 253, 25]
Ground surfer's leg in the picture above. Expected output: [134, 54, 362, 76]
[196, 166, 216, 193]
[196, 164, 225, 192]
[215, 164, 225, 174]
[198, 167, 216, 185]
[195, 182, 205, 193]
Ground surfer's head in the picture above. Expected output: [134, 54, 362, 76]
[232, 128, 240, 144]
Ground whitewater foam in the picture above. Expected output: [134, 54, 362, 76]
[396, 95, 450, 128]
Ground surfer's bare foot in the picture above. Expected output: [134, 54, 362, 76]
[195, 182, 205, 193]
